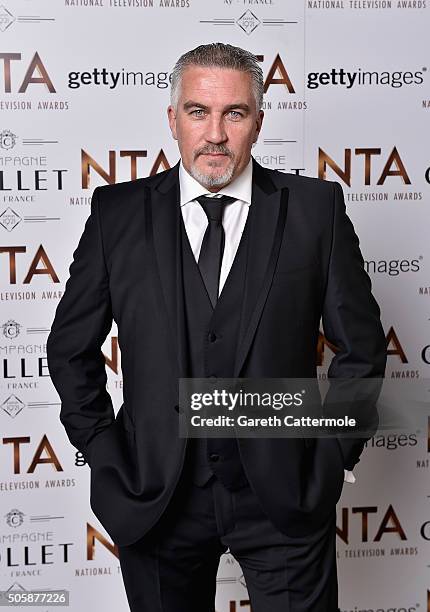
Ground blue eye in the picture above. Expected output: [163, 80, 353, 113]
[228, 110, 242, 119]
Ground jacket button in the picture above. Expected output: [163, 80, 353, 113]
[174, 404, 181, 413]
[208, 332, 217, 343]
[209, 453, 220, 462]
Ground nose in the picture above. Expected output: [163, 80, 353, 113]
[205, 113, 227, 144]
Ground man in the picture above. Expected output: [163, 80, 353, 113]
[47, 43, 386, 611]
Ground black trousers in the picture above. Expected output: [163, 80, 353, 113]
[117, 464, 340, 612]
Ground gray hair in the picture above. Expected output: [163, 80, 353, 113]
[170, 42, 264, 112]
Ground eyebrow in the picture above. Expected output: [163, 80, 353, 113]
[183, 101, 251, 112]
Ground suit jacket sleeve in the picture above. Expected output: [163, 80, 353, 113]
[46, 186, 114, 466]
[321, 181, 387, 470]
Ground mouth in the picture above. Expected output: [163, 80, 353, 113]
[199, 153, 229, 159]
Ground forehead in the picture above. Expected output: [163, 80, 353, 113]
[179, 65, 254, 105]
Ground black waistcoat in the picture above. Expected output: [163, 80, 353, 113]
[180, 204, 251, 490]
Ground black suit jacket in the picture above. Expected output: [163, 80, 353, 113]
[46, 159, 386, 547]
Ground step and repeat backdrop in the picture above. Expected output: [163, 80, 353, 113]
[1, 1, 429, 610]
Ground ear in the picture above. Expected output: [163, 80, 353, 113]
[167, 105, 178, 140]
[253, 110, 264, 143]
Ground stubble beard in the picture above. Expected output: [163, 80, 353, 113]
[189, 146, 236, 189]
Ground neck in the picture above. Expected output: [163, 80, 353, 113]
[182, 157, 252, 193]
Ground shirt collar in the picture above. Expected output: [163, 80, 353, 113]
[179, 157, 253, 207]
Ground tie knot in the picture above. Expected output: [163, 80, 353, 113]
[196, 195, 235, 224]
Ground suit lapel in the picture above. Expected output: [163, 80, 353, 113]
[233, 160, 289, 377]
[149, 162, 188, 380]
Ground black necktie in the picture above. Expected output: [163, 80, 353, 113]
[196, 195, 236, 308]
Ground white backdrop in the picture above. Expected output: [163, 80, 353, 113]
[1, 1, 429, 610]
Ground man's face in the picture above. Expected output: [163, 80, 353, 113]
[167, 65, 264, 191]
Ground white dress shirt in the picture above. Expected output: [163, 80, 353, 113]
[178, 159, 355, 485]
